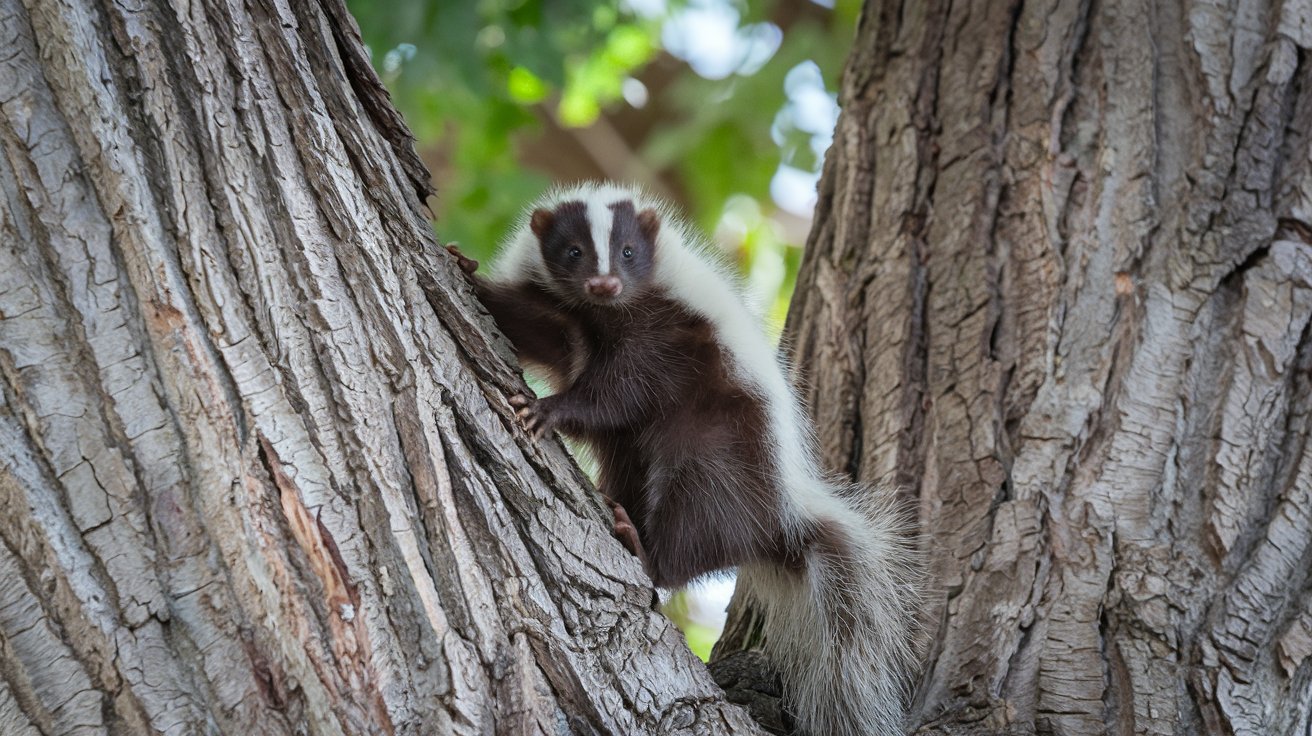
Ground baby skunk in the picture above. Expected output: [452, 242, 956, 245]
[449, 182, 924, 736]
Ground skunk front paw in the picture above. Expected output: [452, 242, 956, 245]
[509, 393, 560, 439]
[445, 244, 479, 276]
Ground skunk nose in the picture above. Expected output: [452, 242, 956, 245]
[585, 275, 623, 298]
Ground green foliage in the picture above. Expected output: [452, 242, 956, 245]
[646, 21, 844, 225]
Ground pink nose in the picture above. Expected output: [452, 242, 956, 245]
[585, 275, 623, 298]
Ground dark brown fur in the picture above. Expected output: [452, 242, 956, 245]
[457, 200, 810, 588]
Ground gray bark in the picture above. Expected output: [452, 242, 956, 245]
[0, 0, 761, 733]
[721, 0, 1312, 734]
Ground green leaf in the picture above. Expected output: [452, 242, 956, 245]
[507, 66, 549, 103]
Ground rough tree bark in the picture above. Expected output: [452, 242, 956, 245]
[720, 0, 1312, 734]
[0, 0, 762, 733]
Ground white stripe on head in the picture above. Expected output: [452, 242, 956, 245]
[586, 195, 614, 275]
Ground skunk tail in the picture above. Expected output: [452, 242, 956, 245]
[737, 483, 925, 736]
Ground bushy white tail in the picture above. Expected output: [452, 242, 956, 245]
[737, 484, 925, 736]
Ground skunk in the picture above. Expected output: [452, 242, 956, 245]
[449, 182, 924, 736]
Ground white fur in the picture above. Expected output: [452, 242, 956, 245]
[491, 181, 925, 736]
[585, 194, 614, 275]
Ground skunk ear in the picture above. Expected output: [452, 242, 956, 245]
[530, 208, 555, 239]
[637, 209, 660, 243]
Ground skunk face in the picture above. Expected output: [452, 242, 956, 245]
[531, 197, 660, 305]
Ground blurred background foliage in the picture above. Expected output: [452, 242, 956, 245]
[348, 0, 858, 658]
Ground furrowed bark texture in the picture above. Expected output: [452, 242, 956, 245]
[719, 0, 1312, 734]
[0, 0, 761, 733]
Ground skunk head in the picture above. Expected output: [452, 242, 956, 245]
[529, 194, 661, 306]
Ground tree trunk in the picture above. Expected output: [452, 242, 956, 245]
[0, 1, 761, 733]
[721, 0, 1312, 734]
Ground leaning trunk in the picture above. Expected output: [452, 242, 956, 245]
[0, 0, 761, 733]
[721, 0, 1312, 734]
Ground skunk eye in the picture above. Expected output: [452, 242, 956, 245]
[568, 247, 582, 259]
[622, 247, 634, 259]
